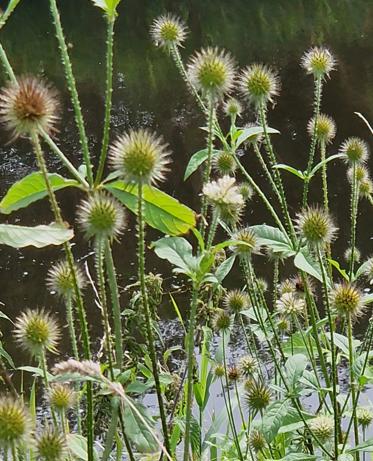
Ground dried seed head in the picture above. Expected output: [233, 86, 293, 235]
[14, 309, 59, 357]
[245, 379, 271, 411]
[296, 206, 337, 247]
[150, 14, 187, 50]
[357, 407, 373, 428]
[212, 309, 231, 332]
[0, 76, 59, 139]
[330, 283, 365, 318]
[250, 429, 266, 452]
[238, 355, 258, 377]
[276, 292, 305, 317]
[110, 129, 170, 185]
[0, 397, 32, 449]
[340, 137, 369, 164]
[227, 365, 240, 382]
[187, 47, 236, 100]
[301, 47, 336, 78]
[203, 175, 244, 220]
[344, 247, 361, 264]
[223, 97, 242, 118]
[53, 359, 102, 378]
[46, 260, 85, 299]
[230, 227, 260, 255]
[307, 113, 336, 143]
[212, 150, 237, 175]
[309, 415, 334, 442]
[36, 428, 67, 461]
[239, 63, 280, 107]
[76, 192, 126, 240]
[49, 384, 76, 411]
[224, 289, 250, 313]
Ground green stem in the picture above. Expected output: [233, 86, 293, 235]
[347, 312, 360, 459]
[234, 381, 246, 431]
[11, 444, 18, 461]
[349, 163, 359, 277]
[137, 182, 170, 454]
[0, 43, 16, 83]
[49, 0, 93, 186]
[95, 16, 115, 185]
[320, 141, 329, 213]
[66, 295, 79, 360]
[104, 239, 123, 368]
[206, 208, 219, 250]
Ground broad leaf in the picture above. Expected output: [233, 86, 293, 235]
[67, 434, 89, 461]
[215, 255, 236, 283]
[0, 172, 80, 214]
[285, 354, 308, 391]
[309, 153, 346, 179]
[184, 149, 220, 180]
[261, 399, 300, 442]
[104, 181, 196, 236]
[236, 125, 280, 147]
[91, 0, 121, 17]
[273, 164, 305, 180]
[283, 333, 318, 357]
[294, 250, 323, 283]
[0, 341, 14, 368]
[18, 366, 53, 380]
[328, 258, 349, 281]
[152, 236, 198, 276]
[250, 224, 294, 257]
[0, 223, 73, 248]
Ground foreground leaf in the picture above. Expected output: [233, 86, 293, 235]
[0, 172, 79, 214]
[0, 223, 73, 248]
[236, 125, 280, 147]
[250, 224, 294, 257]
[152, 236, 198, 276]
[104, 181, 196, 235]
[184, 149, 220, 180]
[91, 0, 121, 17]
[294, 250, 323, 283]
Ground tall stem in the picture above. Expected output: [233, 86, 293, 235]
[347, 311, 360, 459]
[49, 0, 93, 186]
[66, 295, 79, 359]
[137, 182, 170, 454]
[0, 43, 16, 83]
[206, 209, 219, 250]
[95, 16, 115, 185]
[349, 163, 359, 277]
[320, 140, 329, 212]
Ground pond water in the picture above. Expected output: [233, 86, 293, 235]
[0, 0, 373, 377]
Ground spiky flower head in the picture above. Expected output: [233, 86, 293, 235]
[187, 47, 236, 100]
[0, 76, 59, 139]
[213, 249, 226, 268]
[53, 359, 102, 379]
[214, 364, 225, 378]
[230, 227, 260, 255]
[245, 379, 271, 411]
[347, 164, 369, 183]
[0, 397, 32, 449]
[278, 278, 295, 296]
[14, 309, 59, 357]
[357, 407, 373, 428]
[301, 47, 336, 78]
[239, 182, 254, 201]
[227, 365, 240, 382]
[309, 415, 334, 442]
[363, 257, 373, 284]
[150, 14, 187, 50]
[212, 309, 231, 332]
[46, 260, 85, 299]
[256, 278, 268, 293]
[307, 113, 336, 144]
[250, 429, 266, 452]
[344, 247, 361, 264]
[212, 150, 236, 175]
[340, 137, 369, 164]
[224, 289, 250, 313]
[296, 206, 337, 247]
[36, 428, 67, 461]
[49, 384, 76, 412]
[239, 63, 280, 107]
[223, 97, 242, 118]
[238, 355, 258, 377]
[76, 192, 126, 240]
[203, 175, 244, 219]
[110, 129, 170, 185]
[359, 178, 373, 199]
[276, 292, 305, 317]
[330, 283, 365, 318]
[277, 316, 290, 332]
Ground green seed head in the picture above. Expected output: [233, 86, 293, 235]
[276, 292, 305, 317]
[77, 192, 126, 240]
[363, 257, 373, 283]
[187, 47, 236, 100]
[150, 14, 187, 50]
[212, 309, 231, 332]
[256, 277, 268, 293]
[245, 379, 271, 411]
[296, 206, 337, 247]
[239, 182, 254, 201]
[239, 63, 280, 107]
[212, 150, 236, 175]
[359, 179, 373, 198]
[223, 97, 242, 118]
[0, 397, 31, 449]
[214, 364, 225, 378]
[46, 260, 85, 299]
[309, 415, 334, 442]
[49, 384, 76, 411]
[277, 316, 290, 332]
[238, 355, 258, 378]
[344, 247, 361, 264]
[230, 227, 260, 255]
[347, 164, 369, 183]
[307, 113, 336, 143]
[340, 137, 369, 164]
[357, 407, 373, 428]
[330, 283, 364, 318]
[250, 429, 266, 452]
[36, 428, 67, 461]
[224, 289, 250, 313]
[14, 309, 59, 357]
[301, 47, 336, 78]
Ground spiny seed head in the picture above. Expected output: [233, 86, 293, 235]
[239, 182, 254, 201]
[301, 47, 336, 78]
[363, 257, 373, 283]
[307, 113, 336, 143]
[49, 384, 76, 411]
[277, 316, 290, 332]
[0, 397, 32, 449]
[239, 356, 258, 377]
[330, 283, 364, 318]
[357, 407, 373, 428]
[223, 97, 242, 118]
[239, 63, 280, 107]
[360, 179, 373, 199]
[203, 175, 244, 219]
[36, 429, 67, 461]
[0, 76, 59, 140]
[245, 379, 271, 411]
[340, 137, 369, 164]
[276, 292, 305, 317]
[150, 14, 187, 50]
[212, 150, 236, 175]
[309, 415, 334, 442]
[214, 364, 225, 378]
[344, 247, 361, 264]
[224, 289, 250, 313]
[256, 278, 268, 293]
[213, 249, 226, 267]
[46, 260, 85, 299]
[110, 129, 170, 185]
[347, 164, 369, 183]
[230, 227, 260, 255]
[77, 192, 126, 240]
[227, 365, 240, 382]
[296, 206, 337, 246]
[187, 47, 236, 100]
[250, 429, 266, 451]
[53, 359, 102, 378]
[14, 309, 59, 357]
[278, 278, 295, 296]
[212, 309, 231, 332]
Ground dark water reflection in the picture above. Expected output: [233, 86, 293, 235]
[0, 0, 372, 368]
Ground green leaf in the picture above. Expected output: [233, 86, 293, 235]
[236, 125, 280, 148]
[354, 260, 370, 281]
[285, 354, 308, 390]
[333, 333, 360, 355]
[294, 250, 323, 283]
[250, 224, 294, 257]
[91, 0, 121, 17]
[273, 164, 305, 180]
[309, 153, 346, 179]
[267, 454, 317, 461]
[18, 366, 53, 380]
[283, 333, 319, 357]
[0, 172, 80, 214]
[215, 255, 236, 283]
[0, 223, 73, 248]
[0, 341, 14, 368]
[0, 0, 22, 30]
[184, 149, 220, 180]
[104, 181, 196, 236]
[347, 437, 373, 453]
[328, 258, 349, 281]
[67, 434, 89, 461]
[152, 236, 198, 276]
[261, 399, 300, 442]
